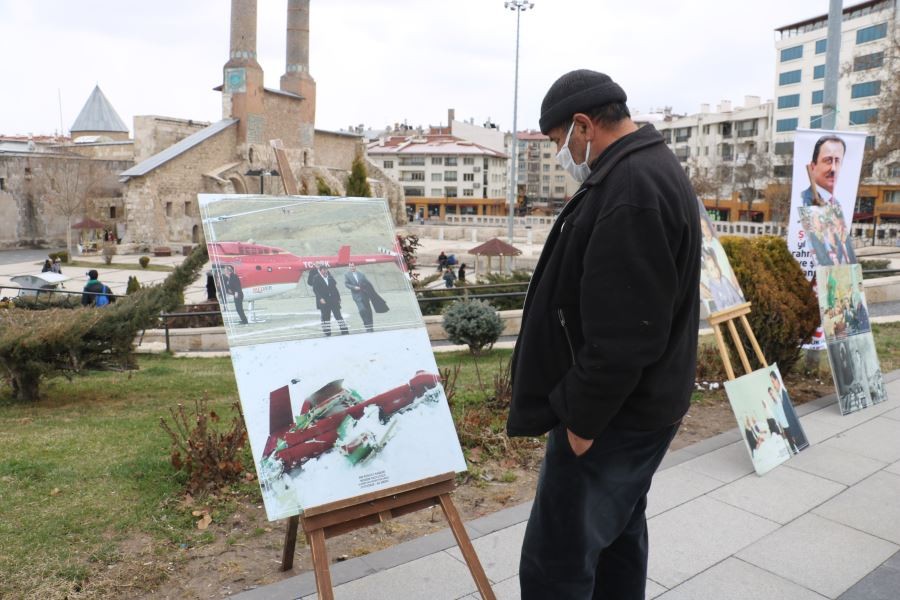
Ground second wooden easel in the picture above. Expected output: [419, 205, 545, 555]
[707, 301, 768, 380]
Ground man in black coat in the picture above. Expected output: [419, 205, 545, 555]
[309, 265, 348, 336]
[507, 70, 701, 599]
[223, 265, 248, 324]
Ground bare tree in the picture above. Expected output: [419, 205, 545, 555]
[732, 149, 772, 219]
[40, 157, 101, 254]
[688, 156, 726, 215]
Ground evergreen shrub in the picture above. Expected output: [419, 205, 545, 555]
[126, 276, 141, 295]
[139, 256, 150, 269]
[720, 235, 819, 374]
[442, 300, 504, 355]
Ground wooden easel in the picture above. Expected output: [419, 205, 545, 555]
[280, 472, 496, 600]
[708, 301, 768, 380]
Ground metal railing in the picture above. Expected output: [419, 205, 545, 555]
[159, 310, 223, 352]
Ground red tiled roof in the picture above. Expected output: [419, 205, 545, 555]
[468, 238, 522, 256]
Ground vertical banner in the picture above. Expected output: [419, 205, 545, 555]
[199, 195, 466, 521]
[786, 129, 868, 282]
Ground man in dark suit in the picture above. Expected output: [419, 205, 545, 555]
[801, 135, 846, 207]
[344, 262, 375, 333]
[223, 265, 248, 324]
[769, 370, 808, 452]
[309, 265, 348, 336]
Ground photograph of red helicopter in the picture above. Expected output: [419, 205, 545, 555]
[208, 240, 404, 304]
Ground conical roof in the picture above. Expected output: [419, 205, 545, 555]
[468, 237, 521, 256]
[70, 85, 128, 133]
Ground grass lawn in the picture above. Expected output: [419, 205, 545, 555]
[3, 323, 900, 598]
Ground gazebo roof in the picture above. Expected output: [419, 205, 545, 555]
[71, 217, 106, 229]
[468, 238, 522, 256]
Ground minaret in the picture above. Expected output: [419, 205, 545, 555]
[223, 0, 265, 144]
[280, 0, 316, 147]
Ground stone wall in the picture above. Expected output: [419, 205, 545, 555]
[122, 124, 239, 247]
[314, 130, 363, 172]
[262, 91, 305, 149]
[65, 142, 134, 161]
[133, 116, 210, 164]
[0, 153, 130, 248]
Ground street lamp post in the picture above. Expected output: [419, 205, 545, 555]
[505, 1, 534, 243]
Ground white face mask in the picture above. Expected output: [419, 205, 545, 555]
[556, 121, 592, 183]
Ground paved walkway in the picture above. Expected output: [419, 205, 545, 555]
[235, 373, 900, 600]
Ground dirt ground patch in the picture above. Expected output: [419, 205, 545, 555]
[98, 374, 833, 599]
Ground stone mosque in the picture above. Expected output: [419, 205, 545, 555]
[0, 0, 403, 250]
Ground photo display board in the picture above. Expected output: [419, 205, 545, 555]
[816, 264, 887, 415]
[199, 194, 466, 520]
[724, 364, 809, 475]
[698, 198, 746, 317]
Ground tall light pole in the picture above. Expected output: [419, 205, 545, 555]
[505, 1, 534, 243]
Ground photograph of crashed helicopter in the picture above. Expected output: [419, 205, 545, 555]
[199, 195, 424, 348]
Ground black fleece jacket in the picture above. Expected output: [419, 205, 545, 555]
[506, 124, 701, 439]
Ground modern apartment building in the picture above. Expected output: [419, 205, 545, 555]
[515, 131, 580, 214]
[653, 99, 775, 221]
[367, 134, 508, 220]
[773, 0, 899, 223]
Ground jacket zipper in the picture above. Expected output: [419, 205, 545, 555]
[557, 308, 576, 365]
[520, 188, 588, 317]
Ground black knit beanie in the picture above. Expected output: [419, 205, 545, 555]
[539, 69, 627, 134]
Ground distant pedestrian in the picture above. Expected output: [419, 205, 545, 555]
[51, 258, 62, 274]
[442, 267, 456, 288]
[81, 269, 114, 307]
[206, 271, 217, 301]
[457, 263, 467, 283]
[42, 259, 52, 273]
[437, 251, 448, 272]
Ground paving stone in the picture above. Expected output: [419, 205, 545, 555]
[786, 444, 887, 485]
[656, 557, 828, 600]
[489, 576, 520, 600]
[467, 502, 531, 537]
[814, 471, 900, 544]
[838, 550, 900, 600]
[708, 465, 844, 524]
[881, 406, 900, 422]
[680, 441, 754, 483]
[797, 415, 846, 445]
[823, 417, 900, 463]
[805, 400, 897, 430]
[323, 552, 477, 600]
[446, 522, 526, 584]
[646, 465, 722, 518]
[647, 496, 779, 588]
[737, 513, 898, 598]
[645, 579, 667, 599]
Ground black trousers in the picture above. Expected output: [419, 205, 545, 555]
[319, 303, 348, 336]
[233, 292, 248, 324]
[520, 421, 679, 600]
[353, 297, 374, 332]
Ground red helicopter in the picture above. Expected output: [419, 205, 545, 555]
[261, 371, 442, 473]
[208, 240, 403, 304]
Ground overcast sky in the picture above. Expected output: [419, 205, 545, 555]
[0, 0, 835, 137]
